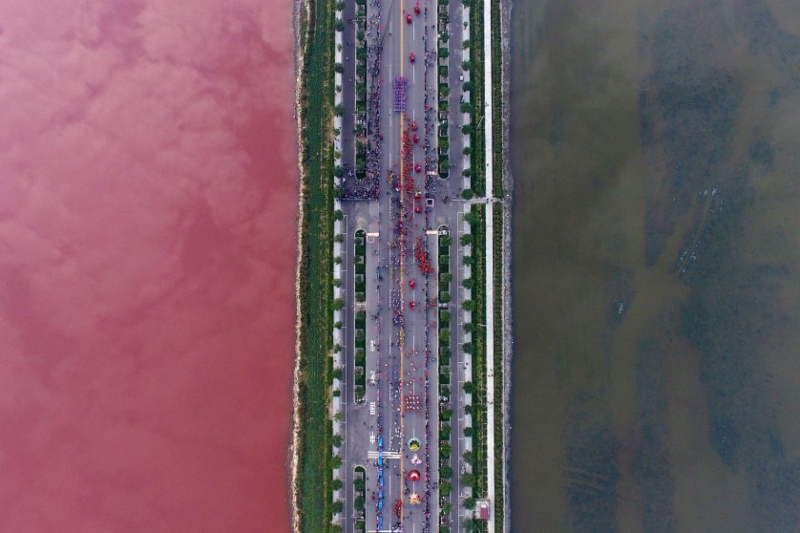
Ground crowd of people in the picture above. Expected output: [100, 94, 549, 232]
[335, 0, 458, 530]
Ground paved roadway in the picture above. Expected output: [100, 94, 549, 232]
[338, 0, 472, 530]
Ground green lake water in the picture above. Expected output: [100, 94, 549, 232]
[509, 0, 800, 531]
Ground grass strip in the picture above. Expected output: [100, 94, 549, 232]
[468, 0, 486, 197]
[466, 204, 488, 532]
[492, 202, 504, 526]
[490, 0, 503, 198]
[296, 0, 335, 529]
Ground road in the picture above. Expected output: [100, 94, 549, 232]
[336, 0, 473, 530]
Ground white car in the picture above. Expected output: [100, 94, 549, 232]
[459, 73, 464, 81]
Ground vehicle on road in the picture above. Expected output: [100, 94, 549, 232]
[414, 163, 422, 173]
[409, 52, 415, 63]
[406, 13, 412, 23]
[410, 120, 417, 131]
[414, 2, 420, 15]
[412, 133, 419, 143]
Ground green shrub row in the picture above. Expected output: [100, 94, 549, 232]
[353, 230, 367, 403]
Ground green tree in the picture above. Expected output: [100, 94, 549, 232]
[332, 455, 342, 469]
[334, 233, 345, 243]
[440, 481, 452, 497]
[463, 497, 476, 510]
[441, 465, 453, 478]
[463, 427, 474, 437]
[461, 472, 476, 486]
[332, 434, 343, 448]
[463, 381, 476, 394]
[333, 209, 344, 221]
[462, 188, 474, 200]
[333, 298, 344, 310]
[332, 500, 344, 513]
[332, 367, 344, 380]
[462, 299, 476, 311]
[332, 478, 343, 490]
[441, 442, 451, 458]
[463, 450, 475, 464]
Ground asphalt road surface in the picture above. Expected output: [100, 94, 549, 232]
[338, 0, 472, 530]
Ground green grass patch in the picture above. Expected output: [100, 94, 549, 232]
[295, 0, 336, 528]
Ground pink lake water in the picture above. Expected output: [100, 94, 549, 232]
[0, 1, 297, 531]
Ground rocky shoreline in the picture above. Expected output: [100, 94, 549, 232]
[289, 0, 309, 529]
[499, 0, 513, 530]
